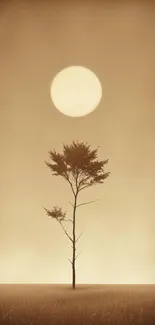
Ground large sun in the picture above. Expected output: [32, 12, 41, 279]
[50, 66, 102, 117]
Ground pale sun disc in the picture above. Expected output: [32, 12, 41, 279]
[50, 66, 102, 117]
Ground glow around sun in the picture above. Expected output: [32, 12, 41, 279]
[50, 66, 102, 117]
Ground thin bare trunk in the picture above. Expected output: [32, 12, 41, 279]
[72, 193, 77, 289]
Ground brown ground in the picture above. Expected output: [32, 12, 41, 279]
[0, 284, 155, 324]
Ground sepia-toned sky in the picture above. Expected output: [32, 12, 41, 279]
[0, 0, 155, 284]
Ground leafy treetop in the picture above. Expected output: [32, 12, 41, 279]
[45, 141, 110, 196]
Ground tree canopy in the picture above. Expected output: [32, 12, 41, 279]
[45, 141, 110, 195]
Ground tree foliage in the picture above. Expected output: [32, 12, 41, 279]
[45, 141, 110, 196]
[44, 206, 66, 222]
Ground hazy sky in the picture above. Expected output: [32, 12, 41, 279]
[0, 0, 155, 284]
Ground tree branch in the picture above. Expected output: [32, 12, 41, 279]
[68, 258, 73, 265]
[66, 175, 76, 197]
[75, 171, 79, 192]
[75, 232, 83, 243]
[75, 250, 83, 260]
[63, 216, 73, 224]
[69, 201, 74, 208]
[66, 218, 73, 224]
[78, 183, 92, 192]
[58, 221, 73, 243]
[78, 181, 101, 192]
[77, 200, 98, 208]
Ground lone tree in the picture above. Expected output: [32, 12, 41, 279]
[44, 141, 110, 289]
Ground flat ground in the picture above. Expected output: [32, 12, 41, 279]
[0, 284, 155, 324]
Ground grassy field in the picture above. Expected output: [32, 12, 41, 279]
[0, 284, 155, 324]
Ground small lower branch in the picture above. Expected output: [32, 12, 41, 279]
[75, 232, 83, 243]
[76, 200, 98, 208]
[58, 221, 73, 243]
[64, 218, 73, 224]
[69, 201, 74, 208]
[75, 250, 83, 261]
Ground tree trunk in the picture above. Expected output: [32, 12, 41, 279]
[72, 250, 76, 289]
[72, 193, 77, 289]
